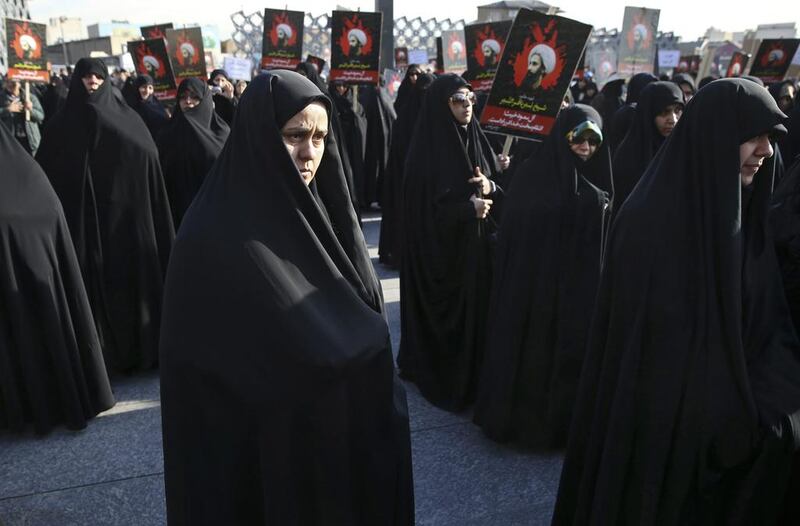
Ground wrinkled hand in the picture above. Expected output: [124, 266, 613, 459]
[497, 153, 511, 171]
[468, 166, 492, 196]
[470, 195, 493, 219]
[7, 100, 23, 113]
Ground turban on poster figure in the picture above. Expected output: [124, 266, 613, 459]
[180, 42, 194, 61]
[20, 34, 37, 58]
[482, 39, 501, 67]
[348, 28, 367, 57]
[143, 55, 159, 76]
[768, 49, 785, 65]
[277, 23, 292, 46]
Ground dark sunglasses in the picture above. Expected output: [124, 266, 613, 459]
[569, 134, 602, 146]
[449, 92, 476, 106]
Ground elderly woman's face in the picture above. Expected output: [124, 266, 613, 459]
[281, 102, 329, 185]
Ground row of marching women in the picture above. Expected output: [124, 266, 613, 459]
[387, 63, 800, 523]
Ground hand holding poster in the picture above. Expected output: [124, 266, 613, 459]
[464, 21, 512, 92]
[141, 23, 173, 40]
[480, 9, 592, 140]
[330, 11, 383, 84]
[617, 6, 660, 77]
[726, 51, 749, 77]
[166, 27, 206, 81]
[5, 18, 49, 82]
[748, 39, 800, 83]
[128, 38, 177, 99]
[261, 9, 305, 69]
[442, 29, 468, 74]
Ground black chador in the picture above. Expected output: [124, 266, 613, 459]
[35, 58, 175, 373]
[474, 105, 611, 448]
[159, 71, 414, 525]
[157, 78, 229, 227]
[379, 72, 434, 267]
[606, 72, 657, 152]
[0, 120, 114, 433]
[330, 81, 368, 210]
[129, 74, 170, 140]
[612, 81, 684, 210]
[361, 84, 396, 208]
[553, 79, 800, 526]
[398, 74, 501, 411]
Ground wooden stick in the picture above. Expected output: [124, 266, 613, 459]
[24, 82, 31, 122]
[352, 84, 359, 113]
[501, 135, 513, 157]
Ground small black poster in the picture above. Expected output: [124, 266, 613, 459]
[480, 9, 592, 140]
[617, 6, 660, 78]
[141, 23, 173, 40]
[464, 20, 513, 92]
[261, 9, 305, 69]
[749, 39, 800, 83]
[128, 38, 177, 99]
[166, 27, 207, 80]
[330, 11, 383, 84]
[5, 18, 49, 82]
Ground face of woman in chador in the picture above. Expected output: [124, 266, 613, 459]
[280, 101, 329, 185]
[448, 87, 475, 125]
[739, 132, 773, 187]
[654, 102, 683, 137]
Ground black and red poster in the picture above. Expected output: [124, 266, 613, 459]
[330, 11, 383, 84]
[442, 29, 467, 74]
[261, 8, 305, 69]
[141, 23, 173, 40]
[394, 47, 409, 68]
[617, 6, 660, 77]
[748, 39, 800, 83]
[676, 55, 700, 74]
[166, 27, 206, 80]
[480, 9, 591, 140]
[128, 38, 177, 99]
[4, 18, 49, 83]
[464, 21, 512, 92]
[726, 51, 749, 77]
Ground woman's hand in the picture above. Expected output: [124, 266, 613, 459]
[496, 153, 511, 171]
[468, 166, 493, 196]
[470, 195, 493, 219]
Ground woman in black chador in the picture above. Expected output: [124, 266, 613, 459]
[474, 105, 611, 448]
[156, 78, 229, 227]
[612, 81, 684, 210]
[606, 72, 657, 152]
[553, 78, 800, 526]
[129, 74, 169, 140]
[35, 58, 175, 373]
[398, 74, 502, 411]
[379, 72, 434, 267]
[159, 71, 414, 525]
[0, 122, 114, 434]
[361, 83, 397, 209]
[330, 80, 368, 210]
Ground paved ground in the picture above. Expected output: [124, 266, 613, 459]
[0, 212, 562, 525]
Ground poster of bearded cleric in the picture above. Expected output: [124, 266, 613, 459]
[617, 6, 660, 77]
[748, 39, 800, 83]
[480, 9, 591, 140]
[329, 11, 383, 84]
[166, 27, 207, 81]
[260, 8, 305, 69]
[5, 18, 49, 82]
[464, 21, 512, 92]
[128, 38, 177, 99]
[442, 29, 468, 74]
[726, 51, 749, 77]
[140, 23, 173, 40]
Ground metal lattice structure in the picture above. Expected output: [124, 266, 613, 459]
[229, 10, 465, 73]
[0, 0, 31, 73]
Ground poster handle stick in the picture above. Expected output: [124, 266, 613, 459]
[352, 84, 359, 113]
[501, 135, 513, 157]
[24, 82, 31, 122]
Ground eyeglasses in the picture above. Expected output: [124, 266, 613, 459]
[566, 120, 603, 147]
[449, 92, 476, 106]
[569, 134, 602, 146]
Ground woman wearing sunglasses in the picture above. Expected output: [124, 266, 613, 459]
[474, 104, 612, 448]
[398, 74, 503, 411]
[612, 81, 685, 212]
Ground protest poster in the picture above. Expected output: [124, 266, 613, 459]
[464, 20, 512, 92]
[589, 48, 617, 87]
[617, 6, 660, 77]
[128, 38, 177, 99]
[408, 49, 428, 66]
[329, 10, 383, 84]
[676, 55, 700, 74]
[748, 39, 800, 83]
[442, 29, 467, 74]
[384, 68, 403, 101]
[223, 56, 253, 81]
[394, 47, 409, 68]
[480, 9, 591, 140]
[166, 27, 206, 80]
[657, 49, 680, 70]
[261, 8, 305, 69]
[726, 51, 749, 77]
[4, 18, 49, 82]
[141, 23, 173, 40]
